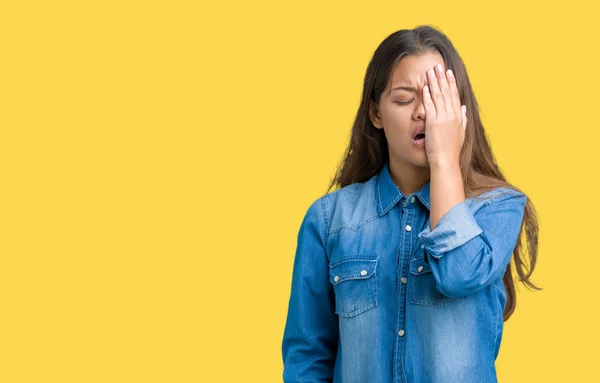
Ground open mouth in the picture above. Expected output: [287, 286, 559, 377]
[413, 132, 425, 141]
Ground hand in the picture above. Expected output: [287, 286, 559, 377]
[423, 64, 467, 167]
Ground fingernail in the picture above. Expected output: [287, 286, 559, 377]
[435, 64, 443, 72]
[447, 69, 453, 77]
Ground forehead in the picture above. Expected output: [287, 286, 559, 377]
[389, 52, 445, 88]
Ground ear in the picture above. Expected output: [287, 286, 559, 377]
[369, 101, 383, 129]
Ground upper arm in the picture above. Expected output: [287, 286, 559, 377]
[282, 197, 338, 381]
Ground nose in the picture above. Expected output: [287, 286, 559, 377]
[413, 98, 426, 120]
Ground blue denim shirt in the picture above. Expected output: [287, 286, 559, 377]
[282, 160, 527, 383]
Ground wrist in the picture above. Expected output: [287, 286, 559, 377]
[429, 156, 460, 170]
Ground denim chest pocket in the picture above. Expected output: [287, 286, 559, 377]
[410, 254, 468, 306]
[329, 257, 378, 317]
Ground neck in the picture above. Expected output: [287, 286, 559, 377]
[388, 157, 430, 197]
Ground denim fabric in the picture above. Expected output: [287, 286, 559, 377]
[282, 160, 527, 383]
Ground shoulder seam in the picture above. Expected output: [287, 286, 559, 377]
[482, 189, 527, 209]
[320, 195, 331, 241]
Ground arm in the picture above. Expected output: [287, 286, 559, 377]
[428, 160, 466, 231]
[418, 187, 527, 298]
[419, 64, 527, 298]
[282, 198, 338, 382]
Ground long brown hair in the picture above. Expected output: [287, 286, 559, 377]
[326, 25, 541, 321]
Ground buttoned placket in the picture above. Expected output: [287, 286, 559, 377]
[393, 194, 417, 383]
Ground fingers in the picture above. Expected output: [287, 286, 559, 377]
[426, 68, 445, 114]
[434, 64, 454, 114]
[425, 64, 467, 132]
[427, 65, 463, 118]
[423, 84, 436, 120]
[446, 68, 461, 115]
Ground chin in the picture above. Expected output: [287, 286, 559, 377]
[412, 154, 430, 168]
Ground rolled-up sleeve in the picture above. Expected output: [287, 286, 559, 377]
[282, 197, 338, 382]
[418, 190, 528, 298]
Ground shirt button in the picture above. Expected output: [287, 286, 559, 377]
[421, 244, 425, 249]
[398, 329, 405, 337]
[402, 199, 407, 206]
[401, 277, 407, 284]
[334, 276, 340, 283]
[405, 225, 412, 232]
[417, 265, 424, 272]
[410, 197, 415, 203]
[360, 270, 367, 276]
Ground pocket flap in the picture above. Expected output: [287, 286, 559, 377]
[329, 259, 378, 284]
[410, 256, 432, 275]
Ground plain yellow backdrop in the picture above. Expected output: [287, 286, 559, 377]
[1, 0, 598, 381]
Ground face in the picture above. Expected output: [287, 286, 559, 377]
[369, 51, 445, 169]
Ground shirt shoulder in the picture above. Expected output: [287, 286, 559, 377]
[314, 175, 380, 234]
[466, 186, 527, 212]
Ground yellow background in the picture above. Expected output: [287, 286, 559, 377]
[1, 0, 597, 381]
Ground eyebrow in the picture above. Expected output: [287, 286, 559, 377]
[391, 86, 418, 93]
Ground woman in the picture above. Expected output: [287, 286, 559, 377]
[282, 25, 541, 383]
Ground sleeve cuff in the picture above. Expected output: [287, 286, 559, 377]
[418, 201, 483, 259]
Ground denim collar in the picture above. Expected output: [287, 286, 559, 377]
[376, 160, 431, 216]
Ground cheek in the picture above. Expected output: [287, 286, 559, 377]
[382, 105, 410, 123]
[381, 110, 411, 135]
[383, 128, 411, 149]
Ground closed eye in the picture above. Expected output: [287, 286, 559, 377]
[394, 100, 413, 105]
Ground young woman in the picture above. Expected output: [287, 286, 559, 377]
[281, 25, 541, 383]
